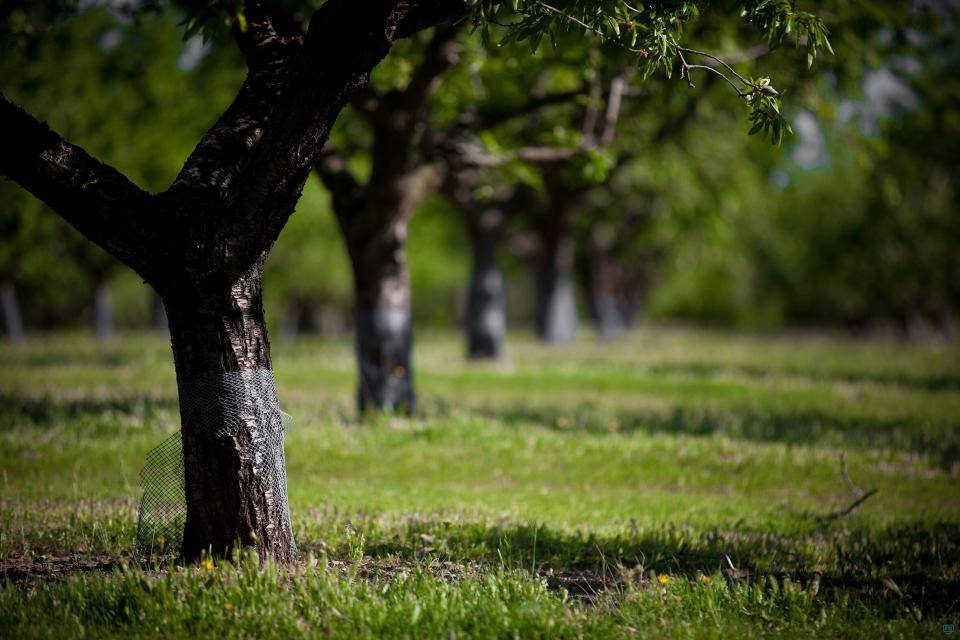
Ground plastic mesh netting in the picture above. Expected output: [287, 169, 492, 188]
[135, 370, 294, 560]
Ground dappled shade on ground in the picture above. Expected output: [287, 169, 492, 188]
[1, 328, 958, 637]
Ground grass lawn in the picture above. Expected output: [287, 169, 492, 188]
[1, 327, 958, 638]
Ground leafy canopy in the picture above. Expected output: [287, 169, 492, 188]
[472, 1, 831, 145]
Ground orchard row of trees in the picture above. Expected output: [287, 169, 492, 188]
[2, 0, 956, 561]
[4, 5, 956, 342]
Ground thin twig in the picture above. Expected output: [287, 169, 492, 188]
[530, 0, 760, 106]
[532, 0, 646, 54]
[840, 452, 865, 497]
[675, 40, 750, 98]
[816, 453, 878, 522]
[676, 46, 753, 86]
[822, 489, 878, 521]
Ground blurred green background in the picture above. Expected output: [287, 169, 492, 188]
[0, 6, 956, 339]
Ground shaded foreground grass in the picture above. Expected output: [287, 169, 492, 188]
[1, 328, 959, 638]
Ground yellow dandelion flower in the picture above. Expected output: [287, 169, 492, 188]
[700, 575, 712, 584]
[657, 574, 671, 585]
[224, 603, 234, 611]
[201, 560, 214, 570]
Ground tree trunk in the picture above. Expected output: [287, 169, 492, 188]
[93, 280, 115, 341]
[582, 244, 625, 340]
[162, 263, 295, 563]
[0, 281, 25, 344]
[346, 218, 415, 414]
[466, 214, 506, 359]
[536, 223, 577, 344]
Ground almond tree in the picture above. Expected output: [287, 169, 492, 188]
[0, 0, 826, 561]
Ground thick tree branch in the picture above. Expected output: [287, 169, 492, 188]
[171, 2, 302, 203]
[470, 89, 582, 130]
[230, 0, 299, 68]
[395, 0, 471, 38]
[314, 145, 362, 223]
[200, 0, 468, 275]
[599, 72, 628, 146]
[350, 84, 383, 120]
[366, 22, 463, 184]
[400, 23, 463, 117]
[0, 94, 159, 280]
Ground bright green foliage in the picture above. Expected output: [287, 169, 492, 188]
[170, 0, 831, 144]
[642, 4, 960, 330]
[472, 0, 832, 144]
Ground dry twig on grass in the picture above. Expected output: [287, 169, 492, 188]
[816, 452, 878, 523]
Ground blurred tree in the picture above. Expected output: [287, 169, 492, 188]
[315, 25, 463, 414]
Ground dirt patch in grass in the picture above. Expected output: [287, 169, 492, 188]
[1, 552, 125, 588]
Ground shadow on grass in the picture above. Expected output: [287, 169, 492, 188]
[4, 510, 957, 619]
[0, 391, 177, 433]
[429, 401, 960, 467]
[648, 361, 960, 393]
[1, 350, 133, 369]
[302, 513, 960, 615]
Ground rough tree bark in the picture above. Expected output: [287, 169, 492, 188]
[161, 260, 296, 561]
[0, 0, 470, 562]
[317, 25, 461, 413]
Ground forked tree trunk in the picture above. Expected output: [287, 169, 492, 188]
[345, 217, 415, 414]
[93, 280, 115, 340]
[162, 262, 295, 563]
[466, 213, 506, 359]
[0, 281, 25, 344]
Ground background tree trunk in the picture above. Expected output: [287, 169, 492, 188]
[93, 280, 114, 340]
[535, 204, 577, 344]
[536, 249, 577, 344]
[345, 215, 415, 414]
[466, 211, 506, 359]
[162, 262, 295, 563]
[0, 280, 25, 344]
[581, 241, 625, 340]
